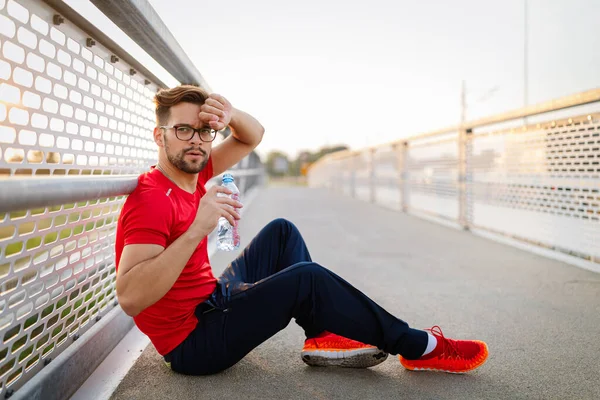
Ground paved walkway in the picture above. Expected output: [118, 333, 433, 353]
[110, 187, 600, 400]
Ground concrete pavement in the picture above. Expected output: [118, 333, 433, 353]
[109, 187, 600, 400]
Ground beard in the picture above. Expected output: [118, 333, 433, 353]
[164, 134, 209, 174]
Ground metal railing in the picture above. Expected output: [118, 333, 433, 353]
[309, 89, 600, 270]
[0, 0, 264, 397]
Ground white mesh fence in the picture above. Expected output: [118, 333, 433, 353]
[0, 0, 263, 396]
[309, 114, 600, 268]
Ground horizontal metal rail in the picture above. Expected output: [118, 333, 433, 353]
[40, 0, 170, 88]
[0, 167, 265, 214]
[219, 168, 265, 177]
[0, 176, 138, 214]
[42, 0, 210, 89]
[89, 0, 210, 88]
[312, 87, 600, 166]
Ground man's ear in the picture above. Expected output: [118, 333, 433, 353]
[153, 127, 164, 148]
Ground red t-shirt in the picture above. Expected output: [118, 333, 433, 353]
[115, 158, 217, 355]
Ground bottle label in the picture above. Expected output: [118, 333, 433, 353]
[231, 193, 240, 227]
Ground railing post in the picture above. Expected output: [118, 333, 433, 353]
[458, 128, 471, 229]
[397, 141, 409, 212]
[238, 157, 250, 195]
[369, 148, 376, 203]
[350, 156, 356, 198]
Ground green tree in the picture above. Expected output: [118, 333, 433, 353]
[288, 145, 349, 176]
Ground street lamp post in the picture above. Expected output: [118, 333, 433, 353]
[460, 81, 500, 124]
[524, 0, 529, 110]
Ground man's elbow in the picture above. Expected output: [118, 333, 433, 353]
[117, 296, 141, 317]
[239, 128, 264, 151]
[116, 283, 141, 317]
[252, 124, 265, 147]
[258, 124, 265, 139]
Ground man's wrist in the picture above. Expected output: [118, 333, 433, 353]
[186, 223, 209, 242]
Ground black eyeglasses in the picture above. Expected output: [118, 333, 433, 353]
[159, 125, 217, 142]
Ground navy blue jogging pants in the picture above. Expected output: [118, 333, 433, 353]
[164, 218, 427, 375]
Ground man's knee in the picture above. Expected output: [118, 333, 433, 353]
[291, 262, 328, 278]
[266, 218, 297, 235]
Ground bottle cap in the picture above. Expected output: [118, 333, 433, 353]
[222, 173, 234, 183]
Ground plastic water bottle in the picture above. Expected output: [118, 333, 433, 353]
[216, 173, 241, 251]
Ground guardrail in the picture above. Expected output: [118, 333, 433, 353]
[0, 0, 264, 398]
[308, 89, 600, 271]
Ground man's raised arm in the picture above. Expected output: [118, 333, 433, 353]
[201, 93, 264, 177]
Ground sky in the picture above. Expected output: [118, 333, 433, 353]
[78, 0, 600, 158]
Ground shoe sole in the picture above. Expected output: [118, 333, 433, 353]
[302, 348, 388, 368]
[400, 341, 489, 374]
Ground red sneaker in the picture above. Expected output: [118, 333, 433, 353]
[301, 331, 388, 368]
[399, 326, 489, 373]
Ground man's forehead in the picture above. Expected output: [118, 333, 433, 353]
[168, 102, 204, 126]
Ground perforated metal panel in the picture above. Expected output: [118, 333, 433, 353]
[333, 156, 353, 197]
[308, 105, 600, 268]
[469, 117, 600, 261]
[352, 152, 371, 202]
[0, 0, 159, 178]
[0, 0, 160, 395]
[0, 196, 125, 392]
[406, 134, 460, 220]
[308, 154, 337, 190]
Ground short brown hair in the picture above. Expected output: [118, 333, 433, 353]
[154, 85, 209, 125]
